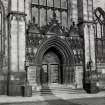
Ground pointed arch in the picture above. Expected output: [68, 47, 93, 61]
[35, 36, 75, 83]
[35, 36, 75, 66]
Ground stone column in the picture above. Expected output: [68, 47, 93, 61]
[78, 0, 98, 93]
[7, 0, 26, 96]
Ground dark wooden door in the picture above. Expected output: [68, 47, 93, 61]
[50, 64, 59, 83]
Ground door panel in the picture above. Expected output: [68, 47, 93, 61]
[42, 64, 48, 84]
[50, 64, 59, 83]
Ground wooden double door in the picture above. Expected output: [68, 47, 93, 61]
[41, 64, 59, 85]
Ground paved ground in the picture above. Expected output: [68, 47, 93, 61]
[0, 91, 105, 105]
[69, 97, 105, 105]
[0, 97, 105, 105]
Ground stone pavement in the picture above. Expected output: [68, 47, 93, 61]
[0, 91, 105, 105]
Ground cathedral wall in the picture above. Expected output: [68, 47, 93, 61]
[0, 0, 105, 95]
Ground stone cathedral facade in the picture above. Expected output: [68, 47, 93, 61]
[0, 0, 105, 95]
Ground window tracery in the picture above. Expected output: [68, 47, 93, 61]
[94, 7, 105, 64]
[31, 0, 68, 27]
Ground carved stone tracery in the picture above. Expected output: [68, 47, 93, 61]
[26, 12, 84, 66]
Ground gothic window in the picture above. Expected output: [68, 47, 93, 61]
[31, 0, 68, 27]
[94, 7, 105, 64]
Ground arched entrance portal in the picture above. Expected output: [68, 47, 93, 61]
[35, 37, 75, 85]
[41, 47, 63, 85]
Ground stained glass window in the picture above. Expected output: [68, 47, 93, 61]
[31, 0, 68, 27]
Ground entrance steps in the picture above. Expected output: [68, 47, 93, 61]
[34, 84, 86, 95]
[50, 87, 86, 94]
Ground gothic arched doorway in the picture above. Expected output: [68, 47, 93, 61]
[41, 47, 63, 85]
[35, 37, 75, 86]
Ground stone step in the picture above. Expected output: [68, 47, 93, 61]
[38, 87, 86, 95]
[39, 90, 86, 95]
